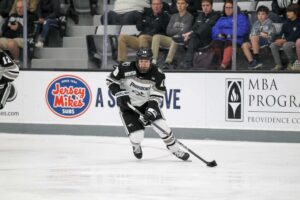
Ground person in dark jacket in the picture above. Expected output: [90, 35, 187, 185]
[182, 0, 220, 69]
[271, 0, 300, 22]
[35, 0, 60, 48]
[0, 0, 35, 61]
[117, 0, 170, 63]
[270, 3, 300, 70]
[211, 0, 250, 70]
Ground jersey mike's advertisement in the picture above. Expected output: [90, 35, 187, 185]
[0, 71, 299, 132]
[45, 75, 92, 118]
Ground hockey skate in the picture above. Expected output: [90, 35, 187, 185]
[172, 149, 190, 161]
[132, 144, 143, 159]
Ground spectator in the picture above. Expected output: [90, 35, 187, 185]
[270, 4, 300, 70]
[211, 0, 250, 70]
[9, 0, 39, 15]
[100, 0, 150, 25]
[271, 0, 300, 22]
[168, 0, 201, 17]
[151, 0, 193, 69]
[89, 0, 99, 15]
[182, 0, 220, 69]
[292, 37, 300, 70]
[0, 0, 15, 35]
[241, 5, 276, 70]
[117, 0, 169, 63]
[0, 0, 35, 62]
[35, 0, 60, 48]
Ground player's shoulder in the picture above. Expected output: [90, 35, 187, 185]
[113, 61, 137, 77]
[151, 64, 165, 80]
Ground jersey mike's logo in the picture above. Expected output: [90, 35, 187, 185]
[226, 79, 244, 122]
[46, 75, 92, 118]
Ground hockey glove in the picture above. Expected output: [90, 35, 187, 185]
[115, 90, 131, 110]
[138, 115, 151, 126]
[144, 107, 158, 122]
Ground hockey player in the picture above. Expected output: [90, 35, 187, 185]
[106, 47, 189, 161]
[0, 50, 19, 109]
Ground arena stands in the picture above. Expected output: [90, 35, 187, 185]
[5, 0, 298, 71]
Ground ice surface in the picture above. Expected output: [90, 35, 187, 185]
[0, 133, 300, 200]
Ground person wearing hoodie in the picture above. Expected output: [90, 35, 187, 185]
[211, 0, 250, 70]
[270, 3, 300, 70]
[241, 5, 276, 70]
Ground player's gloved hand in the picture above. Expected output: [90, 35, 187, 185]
[115, 90, 131, 110]
[138, 115, 151, 126]
[144, 107, 157, 122]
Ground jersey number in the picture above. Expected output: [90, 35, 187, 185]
[2, 56, 12, 65]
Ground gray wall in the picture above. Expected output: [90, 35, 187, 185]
[1, 123, 300, 143]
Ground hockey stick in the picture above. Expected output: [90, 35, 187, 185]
[127, 103, 217, 167]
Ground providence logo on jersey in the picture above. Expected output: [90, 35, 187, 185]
[226, 79, 244, 122]
[46, 75, 92, 118]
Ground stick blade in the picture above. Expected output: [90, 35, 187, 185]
[207, 160, 217, 167]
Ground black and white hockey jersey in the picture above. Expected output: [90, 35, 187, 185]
[0, 50, 19, 84]
[106, 61, 166, 107]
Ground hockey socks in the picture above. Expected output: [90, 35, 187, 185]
[162, 131, 190, 161]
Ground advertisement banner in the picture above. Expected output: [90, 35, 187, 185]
[0, 71, 299, 131]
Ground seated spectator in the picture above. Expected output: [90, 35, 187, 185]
[182, 0, 220, 69]
[9, 0, 39, 15]
[151, 0, 193, 69]
[168, 0, 201, 17]
[0, 0, 35, 62]
[241, 5, 276, 70]
[211, 0, 250, 70]
[271, 0, 300, 22]
[117, 0, 169, 63]
[35, 0, 60, 48]
[100, 0, 150, 25]
[270, 4, 300, 70]
[292, 37, 300, 70]
[0, 0, 15, 35]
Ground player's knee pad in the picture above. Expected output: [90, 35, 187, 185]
[129, 129, 144, 144]
[152, 119, 171, 138]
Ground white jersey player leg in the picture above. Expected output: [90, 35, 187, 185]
[152, 119, 190, 161]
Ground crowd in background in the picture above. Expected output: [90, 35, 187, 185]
[110, 0, 300, 71]
[0, 0, 97, 63]
[0, 0, 299, 71]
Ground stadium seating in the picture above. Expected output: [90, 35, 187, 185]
[30, 0, 291, 71]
